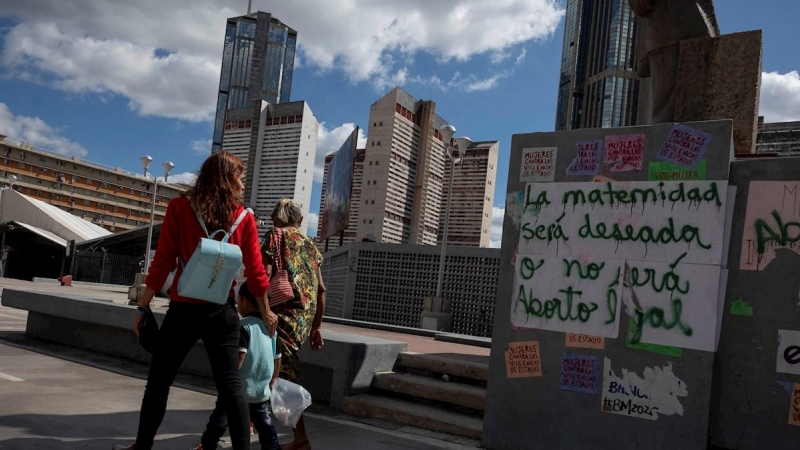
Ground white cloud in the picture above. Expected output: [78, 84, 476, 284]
[162, 171, 197, 185]
[0, 1, 564, 121]
[191, 139, 212, 156]
[314, 123, 367, 182]
[306, 212, 319, 237]
[760, 71, 800, 122]
[0, 102, 88, 156]
[490, 206, 504, 248]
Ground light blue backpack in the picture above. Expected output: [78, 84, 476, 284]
[177, 204, 250, 304]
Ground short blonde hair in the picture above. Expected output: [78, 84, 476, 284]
[272, 198, 303, 227]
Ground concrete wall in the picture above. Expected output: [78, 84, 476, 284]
[710, 158, 800, 448]
[484, 120, 733, 450]
[1, 289, 406, 410]
[321, 242, 500, 337]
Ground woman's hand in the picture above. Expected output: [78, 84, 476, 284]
[134, 313, 144, 337]
[263, 310, 278, 336]
[310, 328, 324, 351]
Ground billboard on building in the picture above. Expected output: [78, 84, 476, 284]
[320, 127, 358, 241]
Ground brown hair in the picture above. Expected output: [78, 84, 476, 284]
[186, 151, 245, 232]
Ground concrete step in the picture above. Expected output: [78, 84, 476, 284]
[373, 371, 486, 412]
[397, 352, 489, 384]
[343, 394, 483, 440]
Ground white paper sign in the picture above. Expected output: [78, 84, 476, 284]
[519, 181, 728, 265]
[511, 254, 622, 338]
[777, 330, 800, 375]
[601, 357, 688, 421]
[623, 259, 722, 352]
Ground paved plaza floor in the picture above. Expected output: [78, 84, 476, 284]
[0, 280, 483, 450]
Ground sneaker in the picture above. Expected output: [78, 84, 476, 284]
[190, 445, 203, 450]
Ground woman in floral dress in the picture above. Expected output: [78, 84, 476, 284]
[261, 199, 326, 450]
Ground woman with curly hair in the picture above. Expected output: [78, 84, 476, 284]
[261, 199, 326, 450]
[115, 151, 275, 450]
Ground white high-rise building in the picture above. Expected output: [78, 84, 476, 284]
[438, 141, 499, 247]
[358, 87, 448, 245]
[222, 100, 318, 234]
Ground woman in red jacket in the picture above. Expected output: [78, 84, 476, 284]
[115, 151, 274, 450]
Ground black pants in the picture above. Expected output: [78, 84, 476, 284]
[201, 398, 280, 450]
[135, 301, 250, 449]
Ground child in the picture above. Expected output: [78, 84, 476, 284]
[193, 281, 281, 450]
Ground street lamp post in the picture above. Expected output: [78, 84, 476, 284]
[421, 124, 472, 331]
[139, 156, 174, 275]
[0, 174, 17, 278]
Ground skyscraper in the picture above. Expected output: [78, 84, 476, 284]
[358, 88, 449, 245]
[555, 0, 639, 131]
[222, 101, 317, 234]
[212, 11, 297, 154]
[438, 141, 499, 248]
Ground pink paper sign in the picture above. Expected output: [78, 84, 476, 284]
[604, 134, 644, 172]
[657, 123, 713, 169]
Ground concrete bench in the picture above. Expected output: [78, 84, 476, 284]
[1, 288, 407, 409]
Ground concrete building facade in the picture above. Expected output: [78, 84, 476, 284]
[756, 117, 800, 155]
[438, 141, 499, 248]
[555, 0, 640, 131]
[0, 136, 185, 232]
[222, 101, 317, 234]
[357, 88, 448, 245]
[316, 147, 365, 249]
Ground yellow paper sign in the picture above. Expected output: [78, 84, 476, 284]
[790, 383, 800, 426]
[505, 341, 542, 378]
[565, 333, 605, 349]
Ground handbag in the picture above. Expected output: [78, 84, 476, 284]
[268, 227, 295, 306]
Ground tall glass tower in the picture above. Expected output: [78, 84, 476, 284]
[555, 0, 639, 131]
[212, 12, 297, 151]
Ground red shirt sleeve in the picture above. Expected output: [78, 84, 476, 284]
[239, 212, 269, 297]
[144, 197, 181, 292]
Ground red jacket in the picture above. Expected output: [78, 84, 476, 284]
[145, 196, 269, 304]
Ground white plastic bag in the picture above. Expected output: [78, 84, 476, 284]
[270, 378, 312, 428]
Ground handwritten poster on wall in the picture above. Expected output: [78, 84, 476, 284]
[560, 353, 600, 394]
[739, 181, 800, 271]
[511, 255, 622, 338]
[518, 181, 729, 265]
[657, 123, 713, 170]
[565, 333, 605, 349]
[790, 383, 800, 426]
[566, 140, 602, 176]
[601, 357, 688, 421]
[520, 147, 557, 182]
[604, 134, 644, 172]
[624, 260, 723, 352]
[505, 341, 542, 378]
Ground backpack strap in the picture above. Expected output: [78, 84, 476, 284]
[187, 200, 210, 237]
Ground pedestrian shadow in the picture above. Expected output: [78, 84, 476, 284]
[0, 409, 208, 449]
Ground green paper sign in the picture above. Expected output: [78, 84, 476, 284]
[648, 160, 707, 181]
[625, 318, 683, 357]
[730, 299, 754, 316]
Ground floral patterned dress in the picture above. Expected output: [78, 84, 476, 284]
[261, 227, 323, 382]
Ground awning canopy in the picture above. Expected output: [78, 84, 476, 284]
[0, 221, 67, 248]
[75, 222, 162, 256]
[0, 188, 110, 242]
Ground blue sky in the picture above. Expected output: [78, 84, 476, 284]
[0, 0, 798, 246]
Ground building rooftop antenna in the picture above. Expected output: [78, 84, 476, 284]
[247, 0, 252, 14]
